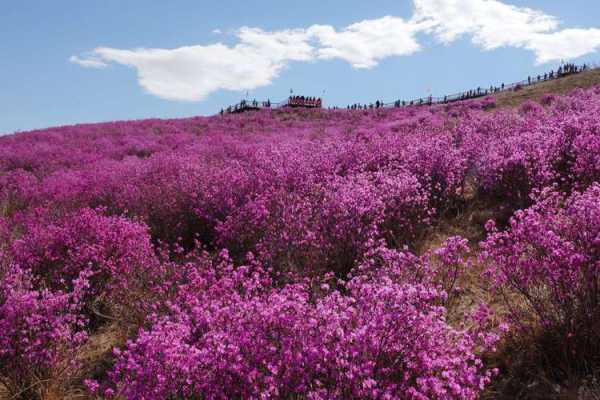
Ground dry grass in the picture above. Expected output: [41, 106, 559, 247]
[424, 187, 600, 399]
[494, 69, 600, 108]
[421, 181, 596, 399]
[0, 324, 124, 400]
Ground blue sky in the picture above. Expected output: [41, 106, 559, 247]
[2, 0, 600, 134]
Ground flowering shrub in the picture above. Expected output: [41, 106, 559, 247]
[215, 169, 432, 276]
[480, 96, 497, 110]
[0, 266, 87, 399]
[566, 114, 600, 188]
[540, 93, 557, 106]
[10, 208, 162, 321]
[319, 170, 431, 274]
[481, 184, 600, 377]
[353, 235, 471, 311]
[106, 250, 499, 400]
[472, 116, 560, 209]
[216, 186, 327, 272]
[519, 100, 545, 116]
[0, 169, 38, 215]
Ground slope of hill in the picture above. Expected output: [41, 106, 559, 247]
[1, 83, 600, 399]
[494, 68, 600, 107]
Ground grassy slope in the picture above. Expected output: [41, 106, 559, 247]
[495, 68, 600, 108]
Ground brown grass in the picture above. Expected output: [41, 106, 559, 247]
[422, 173, 600, 398]
[494, 69, 600, 108]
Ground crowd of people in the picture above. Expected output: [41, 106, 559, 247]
[345, 63, 592, 110]
[347, 100, 385, 110]
[528, 63, 585, 85]
[221, 63, 593, 115]
[222, 96, 323, 114]
[287, 96, 322, 108]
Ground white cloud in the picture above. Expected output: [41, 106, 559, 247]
[69, 55, 108, 69]
[237, 27, 314, 62]
[212, 29, 222, 34]
[70, 18, 420, 100]
[412, 0, 558, 47]
[92, 45, 282, 101]
[526, 29, 600, 64]
[75, 28, 315, 101]
[413, 0, 600, 63]
[308, 16, 422, 69]
[71, 0, 600, 100]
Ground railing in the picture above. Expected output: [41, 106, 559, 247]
[221, 62, 600, 114]
[223, 96, 326, 114]
[222, 97, 294, 114]
[377, 62, 600, 109]
[223, 100, 271, 114]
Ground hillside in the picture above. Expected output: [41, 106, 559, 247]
[494, 67, 600, 107]
[2, 82, 600, 399]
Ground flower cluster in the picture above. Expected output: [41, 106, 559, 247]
[106, 250, 498, 400]
[482, 183, 600, 375]
[0, 265, 87, 396]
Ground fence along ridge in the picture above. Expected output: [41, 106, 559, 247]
[221, 62, 600, 113]
[380, 62, 600, 108]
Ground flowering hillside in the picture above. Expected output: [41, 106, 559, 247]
[2, 88, 600, 399]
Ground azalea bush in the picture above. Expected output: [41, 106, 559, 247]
[0, 265, 88, 399]
[104, 249, 500, 400]
[482, 184, 600, 378]
[10, 208, 163, 321]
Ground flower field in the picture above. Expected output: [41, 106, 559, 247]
[2, 88, 600, 399]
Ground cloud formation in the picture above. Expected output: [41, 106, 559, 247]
[71, 0, 600, 101]
[526, 29, 600, 64]
[81, 28, 314, 101]
[413, 0, 559, 48]
[308, 16, 422, 68]
[69, 55, 109, 69]
[412, 0, 600, 63]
